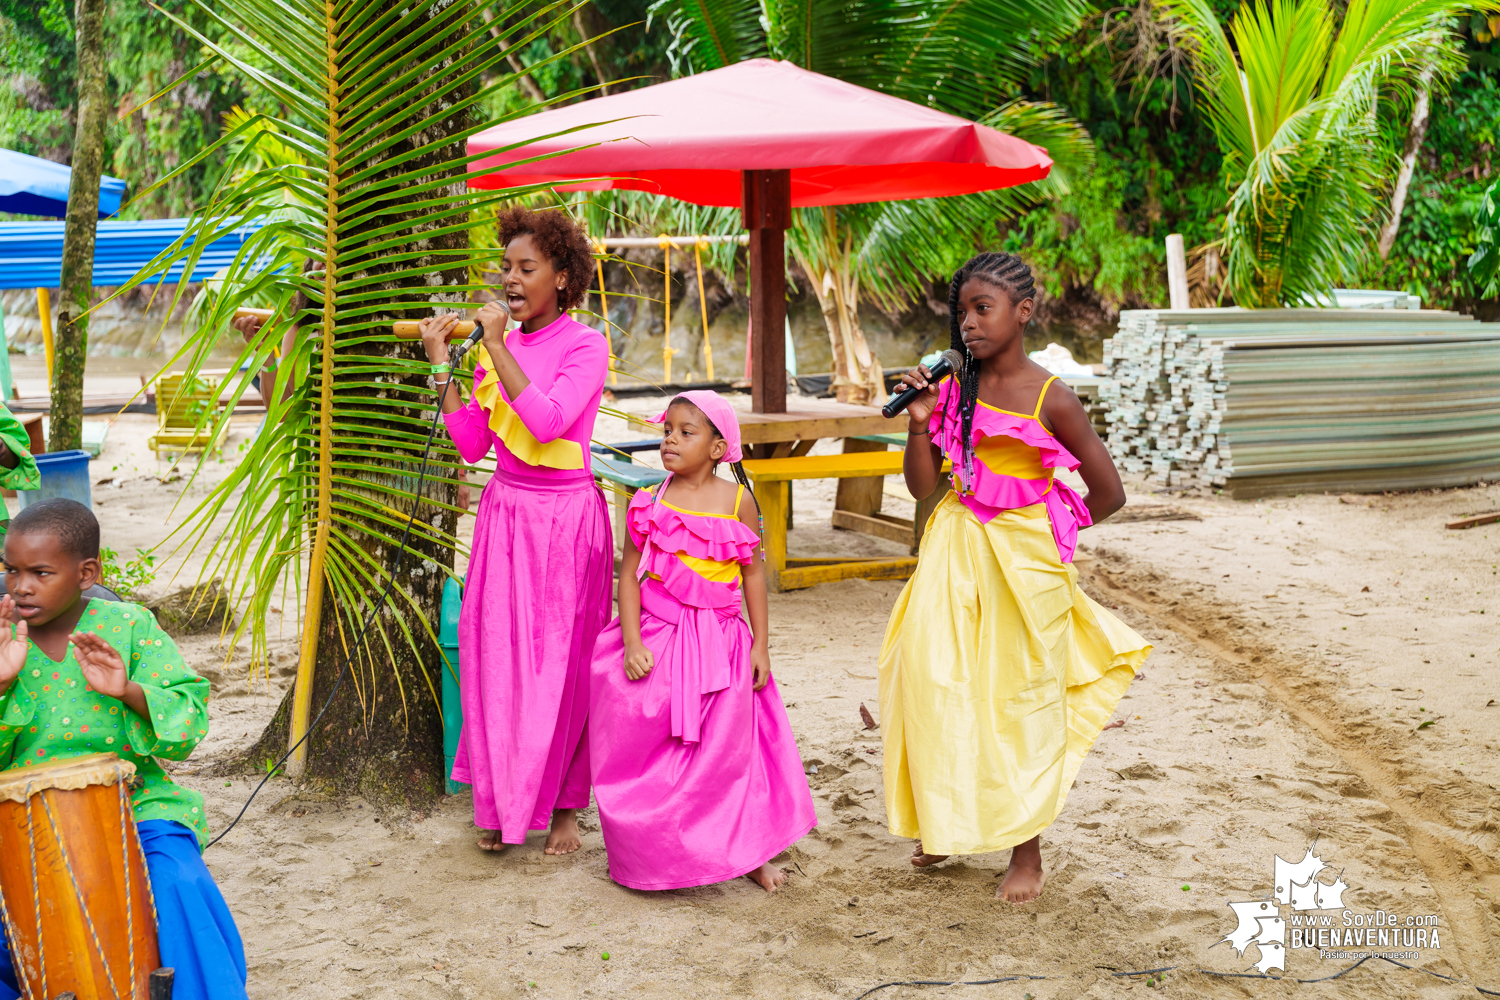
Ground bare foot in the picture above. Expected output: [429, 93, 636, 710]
[544, 809, 582, 855]
[996, 836, 1045, 903]
[476, 829, 507, 852]
[746, 863, 787, 893]
[910, 841, 949, 868]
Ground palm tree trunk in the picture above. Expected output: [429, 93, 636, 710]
[243, 1, 469, 810]
[1377, 62, 1435, 260]
[800, 210, 882, 404]
[51, 0, 109, 453]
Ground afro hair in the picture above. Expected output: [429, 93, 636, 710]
[8, 497, 100, 560]
[495, 207, 597, 312]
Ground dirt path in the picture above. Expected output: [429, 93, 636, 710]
[157, 483, 1497, 999]
[37, 391, 1497, 998]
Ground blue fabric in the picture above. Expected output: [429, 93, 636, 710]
[0, 931, 16, 1000]
[0, 820, 246, 1000]
[0, 147, 127, 218]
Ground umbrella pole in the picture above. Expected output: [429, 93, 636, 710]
[742, 170, 790, 415]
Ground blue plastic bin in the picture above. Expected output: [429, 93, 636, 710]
[440, 577, 469, 794]
[18, 450, 92, 510]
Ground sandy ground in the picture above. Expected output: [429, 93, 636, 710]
[12, 364, 1500, 998]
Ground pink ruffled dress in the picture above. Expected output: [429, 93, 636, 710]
[444, 313, 612, 842]
[589, 480, 817, 890]
[942, 374, 1092, 560]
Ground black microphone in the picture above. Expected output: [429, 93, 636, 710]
[881, 349, 964, 419]
[452, 308, 506, 359]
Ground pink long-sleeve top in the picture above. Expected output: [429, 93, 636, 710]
[443, 312, 609, 485]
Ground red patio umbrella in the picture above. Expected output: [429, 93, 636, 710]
[468, 58, 1052, 413]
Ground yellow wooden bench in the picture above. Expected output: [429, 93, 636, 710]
[147, 373, 230, 458]
[742, 450, 950, 593]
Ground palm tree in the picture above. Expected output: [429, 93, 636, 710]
[119, 0, 596, 805]
[643, 0, 1094, 402]
[1160, 0, 1480, 306]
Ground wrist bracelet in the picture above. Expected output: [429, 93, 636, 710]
[907, 426, 930, 436]
[431, 362, 452, 375]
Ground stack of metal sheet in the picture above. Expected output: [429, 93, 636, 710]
[1101, 308, 1500, 497]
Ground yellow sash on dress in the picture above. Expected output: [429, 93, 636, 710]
[471, 344, 586, 470]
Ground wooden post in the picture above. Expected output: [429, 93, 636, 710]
[37, 287, 55, 386]
[757, 479, 789, 593]
[742, 170, 790, 414]
[1165, 234, 1189, 310]
[150, 968, 176, 1000]
[836, 438, 886, 516]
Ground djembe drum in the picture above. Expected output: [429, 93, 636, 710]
[0, 753, 161, 1000]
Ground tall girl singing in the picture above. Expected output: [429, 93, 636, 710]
[880, 252, 1151, 902]
[419, 208, 610, 855]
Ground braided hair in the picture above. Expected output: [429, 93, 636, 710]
[940, 253, 1037, 488]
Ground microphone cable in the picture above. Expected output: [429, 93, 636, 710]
[207, 341, 464, 849]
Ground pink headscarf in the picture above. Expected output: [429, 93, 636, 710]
[649, 390, 743, 463]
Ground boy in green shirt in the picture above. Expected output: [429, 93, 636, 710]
[0, 498, 247, 1000]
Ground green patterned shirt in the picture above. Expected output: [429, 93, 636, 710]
[0, 601, 211, 848]
[0, 403, 41, 542]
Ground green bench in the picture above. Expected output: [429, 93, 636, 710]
[591, 452, 667, 555]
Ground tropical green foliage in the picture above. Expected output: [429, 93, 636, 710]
[1472, 176, 1500, 297]
[646, 0, 1094, 397]
[1161, 0, 1485, 306]
[109, 0, 607, 788]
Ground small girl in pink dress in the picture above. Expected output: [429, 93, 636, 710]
[589, 391, 816, 892]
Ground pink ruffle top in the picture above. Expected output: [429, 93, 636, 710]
[443, 312, 609, 485]
[929, 375, 1093, 562]
[629, 481, 759, 610]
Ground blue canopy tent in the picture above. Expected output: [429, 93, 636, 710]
[0, 217, 265, 400]
[0, 217, 265, 289]
[0, 148, 128, 219]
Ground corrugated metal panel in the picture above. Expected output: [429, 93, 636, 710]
[1102, 308, 1500, 497]
[0, 218, 265, 289]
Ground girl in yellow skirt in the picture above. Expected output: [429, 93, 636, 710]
[880, 252, 1150, 903]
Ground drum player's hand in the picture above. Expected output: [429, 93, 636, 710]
[72, 633, 153, 724]
[70, 631, 130, 699]
[0, 596, 26, 691]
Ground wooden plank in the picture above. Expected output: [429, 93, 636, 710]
[779, 557, 918, 591]
[743, 451, 906, 482]
[737, 403, 904, 444]
[836, 438, 888, 515]
[831, 509, 915, 546]
[1446, 510, 1500, 530]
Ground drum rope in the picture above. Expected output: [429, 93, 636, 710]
[40, 794, 127, 1000]
[23, 782, 47, 1000]
[117, 767, 137, 998]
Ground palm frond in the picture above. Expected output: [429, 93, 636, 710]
[1160, 0, 1493, 305]
[647, 0, 767, 74]
[114, 0, 614, 733]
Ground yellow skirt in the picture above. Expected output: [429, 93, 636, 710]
[878, 492, 1150, 855]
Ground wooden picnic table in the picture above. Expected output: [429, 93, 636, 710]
[736, 400, 903, 458]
